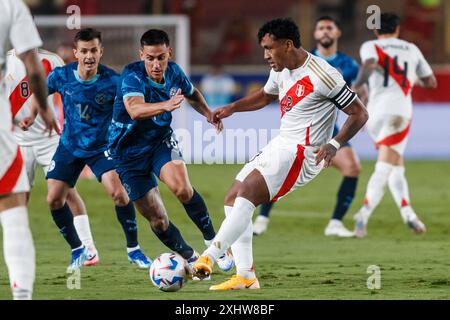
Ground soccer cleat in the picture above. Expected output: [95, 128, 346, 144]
[67, 246, 90, 272]
[353, 212, 368, 238]
[193, 255, 213, 280]
[217, 249, 235, 272]
[84, 245, 100, 266]
[407, 218, 426, 234]
[324, 219, 355, 238]
[253, 215, 269, 236]
[186, 251, 210, 281]
[209, 275, 260, 291]
[128, 249, 152, 269]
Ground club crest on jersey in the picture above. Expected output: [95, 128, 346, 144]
[296, 84, 305, 97]
[95, 93, 112, 105]
[169, 87, 179, 97]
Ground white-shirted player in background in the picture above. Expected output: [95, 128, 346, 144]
[5, 49, 100, 265]
[352, 13, 437, 237]
[193, 18, 368, 290]
[0, 0, 58, 299]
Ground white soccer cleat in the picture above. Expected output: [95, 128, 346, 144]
[217, 249, 235, 272]
[253, 216, 269, 236]
[84, 245, 100, 266]
[324, 219, 355, 237]
[353, 211, 369, 238]
[407, 217, 426, 234]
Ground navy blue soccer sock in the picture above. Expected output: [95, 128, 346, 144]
[115, 201, 139, 248]
[259, 202, 274, 218]
[152, 221, 194, 260]
[51, 203, 82, 249]
[182, 189, 215, 241]
[331, 176, 358, 221]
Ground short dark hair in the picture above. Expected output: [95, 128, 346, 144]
[378, 13, 400, 35]
[140, 29, 170, 47]
[257, 18, 301, 48]
[315, 16, 341, 30]
[74, 28, 102, 45]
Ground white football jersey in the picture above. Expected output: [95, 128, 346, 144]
[0, 0, 42, 132]
[360, 38, 433, 118]
[264, 53, 356, 147]
[6, 49, 64, 146]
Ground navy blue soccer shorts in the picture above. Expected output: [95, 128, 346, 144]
[116, 134, 184, 202]
[46, 142, 117, 187]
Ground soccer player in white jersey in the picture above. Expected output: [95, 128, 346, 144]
[0, 0, 58, 299]
[5, 49, 100, 265]
[193, 18, 368, 290]
[352, 13, 437, 237]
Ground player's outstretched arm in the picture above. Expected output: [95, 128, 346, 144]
[185, 87, 223, 132]
[314, 97, 368, 167]
[124, 90, 184, 120]
[352, 58, 377, 91]
[416, 75, 437, 89]
[213, 88, 278, 120]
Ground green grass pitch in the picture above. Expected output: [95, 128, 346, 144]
[1, 161, 449, 299]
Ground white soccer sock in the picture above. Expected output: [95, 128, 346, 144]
[361, 161, 393, 220]
[388, 166, 417, 223]
[224, 206, 255, 279]
[73, 214, 95, 248]
[203, 197, 255, 263]
[0, 206, 35, 300]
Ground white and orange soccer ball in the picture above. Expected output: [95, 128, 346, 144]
[149, 253, 188, 292]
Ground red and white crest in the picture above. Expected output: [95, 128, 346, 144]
[295, 84, 305, 97]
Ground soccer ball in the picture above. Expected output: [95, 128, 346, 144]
[149, 253, 188, 292]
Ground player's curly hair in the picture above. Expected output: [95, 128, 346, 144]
[378, 13, 400, 35]
[257, 18, 301, 48]
[140, 29, 170, 47]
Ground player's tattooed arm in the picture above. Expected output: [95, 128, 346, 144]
[352, 58, 377, 91]
[124, 89, 184, 120]
[314, 97, 368, 168]
[213, 88, 277, 120]
[185, 87, 223, 132]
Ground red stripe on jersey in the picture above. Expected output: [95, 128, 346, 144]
[271, 144, 305, 202]
[376, 122, 411, 147]
[305, 122, 312, 146]
[374, 45, 411, 96]
[0, 147, 24, 195]
[280, 76, 314, 118]
[10, 58, 53, 119]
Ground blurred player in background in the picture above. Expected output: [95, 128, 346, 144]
[6, 48, 100, 267]
[253, 16, 368, 238]
[200, 62, 237, 107]
[193, 18, 368, 290]
[41, 28, 150, 271]
[0, 0, 58, 299]
[109, 29, 234, 273]
[352, 13, 437, 237]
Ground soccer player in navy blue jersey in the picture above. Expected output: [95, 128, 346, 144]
[44, 29, 150, 271]
[253, 16, 368, 237]
[109, 29, 234, 272]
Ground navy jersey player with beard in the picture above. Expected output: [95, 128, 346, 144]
[254, 16, 368, 238]
[45, 28, 150, 272]
[109, 29, 234, 272]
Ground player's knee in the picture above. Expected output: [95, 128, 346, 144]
[47, 194, 65, 210]
[224, 191, 237, 206]
[173, 186, 193, 203]
[345, 162, 361, 177]
[111, 190, 129, 207]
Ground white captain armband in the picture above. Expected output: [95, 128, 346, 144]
[330, 85, 357, 110]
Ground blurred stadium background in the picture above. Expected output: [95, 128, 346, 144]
[26, 0, 450, 161]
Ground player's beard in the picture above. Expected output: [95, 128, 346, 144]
[319, 38, 334, 49]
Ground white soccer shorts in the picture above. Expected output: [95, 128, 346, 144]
[20, 135, 59, 186]
[0, 130, 29, 195]
[236, 135, 323, 202]
[367, 114, 411, 156]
